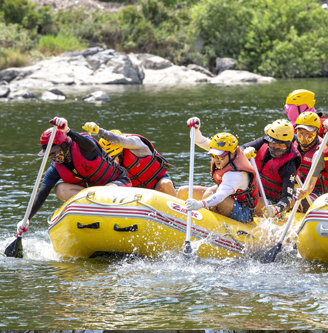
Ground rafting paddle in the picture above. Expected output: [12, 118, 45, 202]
[4, 124, 58, 258]
[261, 133, 328, 263]
[250, 156, 269, 208]
[183, 125, 196, 257]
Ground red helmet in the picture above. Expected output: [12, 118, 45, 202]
[38, 128, 69, 156]
[40, 128, 68, 146]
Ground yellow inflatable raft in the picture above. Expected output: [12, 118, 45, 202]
[296, 194, 328, 263]
[48, 186, 312, 260]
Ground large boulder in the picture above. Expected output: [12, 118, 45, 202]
[215, 58, 237, 74]
[142, 65, 210, 84]
[211, 70, 276, 84]
[136, 54, 173, 70]
[3, 48, 145, 87]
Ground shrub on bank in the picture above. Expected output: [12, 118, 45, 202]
[37, 33, 88, 56]
[0, 48, 28, 70]
[192, 0, 328, 77]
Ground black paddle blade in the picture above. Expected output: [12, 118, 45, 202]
[261, 242, 282, 264]
[183, 240, 193, 258]
[4, 236, 23, 258]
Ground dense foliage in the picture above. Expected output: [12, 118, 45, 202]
[0, 0, 328, 77]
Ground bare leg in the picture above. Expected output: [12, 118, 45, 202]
[55, 183, 85, 201]
[213, 196, 235, 217]
[202, 185, 218, 199]
[177, 185, 208, 201]
[155, 178, 177, 197]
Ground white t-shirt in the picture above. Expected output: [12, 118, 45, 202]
[194, 129, 250, 207]
[204, 171, 249, 207]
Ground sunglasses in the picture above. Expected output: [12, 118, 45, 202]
[210, 151, 229, 160]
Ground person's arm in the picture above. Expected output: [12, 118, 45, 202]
[68, 129, 97, 153]
[185, 172, 249, 210]
[28, 185, 52, 219]
[276, 160, 297, 213]
[98, 128, 151, 155]
[295, 152, 325, 200]
[240, 137, 266, 152]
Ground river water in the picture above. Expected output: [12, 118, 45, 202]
[1, 79, 328, 329]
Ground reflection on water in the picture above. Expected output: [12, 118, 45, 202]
[1, 79, 328, 329]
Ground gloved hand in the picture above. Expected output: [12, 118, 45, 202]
[187, 117, 201, 129]
[264, 124, 271, 135]
[17, 218, 30, 235]
[185, 199, 205, 211]
[262, 205, 277, 218]
[294, 188, 308, 200]
[52, 117, 69, 133]
[83, 122, 99, 134]
[244, 146, 256, 159]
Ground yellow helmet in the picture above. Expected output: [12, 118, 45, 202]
[295, 112, 321, 131]
[208, 132, 238, 156]
[265, 119, 294, 147]
[285, 89, 315, 108]
[99, 129, 123, 156]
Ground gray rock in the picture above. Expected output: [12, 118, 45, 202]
[142, 65, 209, 84]
[82, 90, 111, 102]
[187, 64, 215, 77]
[136, 53, 173, 70]
[41, 91, 66, 101]
[0, 86, 10, 98]
[9, 88, 37, 99]
[215, 57, 237, 74]
[211, 70, 275, 84]
[0, 68, 20, 82]
[48, 88, 66, 97]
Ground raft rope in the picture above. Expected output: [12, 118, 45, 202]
[85, 192, 175, 226]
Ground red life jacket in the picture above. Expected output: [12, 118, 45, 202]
[211, 147, 260, 214]
[255, 142, 301, 203]
[295, 137, 325, 194]
[55, 133, 120, 187]
[118, 134, 170, 189]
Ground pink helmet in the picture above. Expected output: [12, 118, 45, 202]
[284, 104, 316, 126]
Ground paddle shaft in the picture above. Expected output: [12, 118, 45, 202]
[250, 156, 269, 207]
[20, 125, 58, 232]
[185, 126, 195, 243]
[278, 133, 328, 244]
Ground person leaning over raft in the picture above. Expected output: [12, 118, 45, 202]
[16, 117, 131, 235]
[294, 112, 328, 209]
[242, 119, 301, 218]
[178, 117, 260, 224]
[83, 122, 177, 197]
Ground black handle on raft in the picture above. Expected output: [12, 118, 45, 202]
[114, 224, 138, 232]
[77, 222, 100, 229]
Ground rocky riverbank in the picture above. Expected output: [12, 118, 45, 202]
[0, 47, 276, 100]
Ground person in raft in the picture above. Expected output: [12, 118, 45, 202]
[82, 122, 177, 197]
[178, 117, 260, 224]
[265, 89, 327, 137]
[242, 119, 301, 218]
[16, 117, 131, 235]
[293, 112, 328, 210]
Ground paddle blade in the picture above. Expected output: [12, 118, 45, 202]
[261, 242, 282, 264]
[183, 240, 193, 258]
[4, 236, 23, 258]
